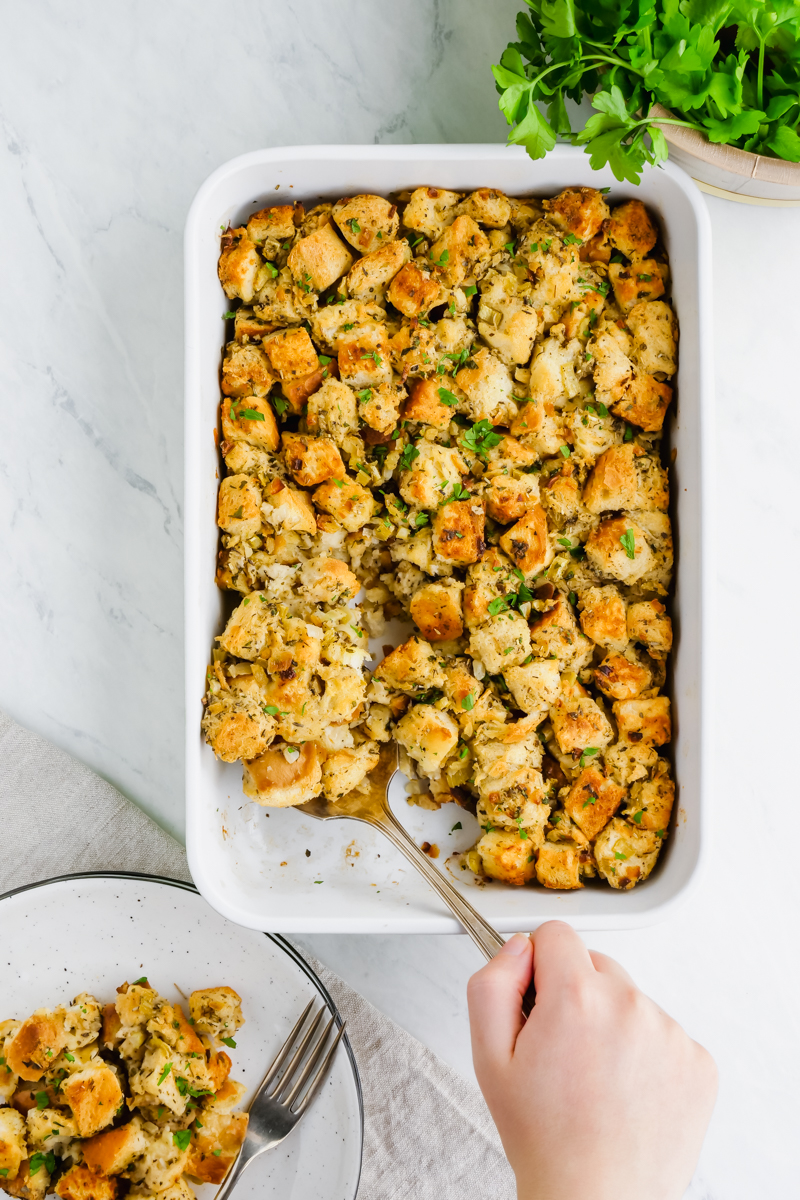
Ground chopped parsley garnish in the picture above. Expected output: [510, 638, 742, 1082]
[157, 1062, 172, 1085]
[35, 1091, 49, 1110]
[437, 386, 459, 407]
[614, 850, 629, 861]
[273, 396, 289, 416]
[582, 794, 597, 808]
[414, 513, 430, 528]
[29, 1153, 56, 1177]
[64, 1051, 75, 1062]
[619, 528, 636, 560]
[432, 248, 450, 265]
[580, 747, 599, 768]
[623, 423, 634, 442]
[504, 240, 516, 255]
[213, 1148, 223, 1156]
[559, 444, 571, 458]
[348, 218, 361, 233]
[221, 1036, 237, 1049]
[264, 262, 278, 278]
[399, 443, 420, 470]
[240, 408, 265, 421]
[463, 284, 477, 296]
[460, 419, 502, 458]
[562, 233, 583, 245]
[222, 311, 236, 319]
[173, 1130, 193, 1151]
[459, 744, 469, 759]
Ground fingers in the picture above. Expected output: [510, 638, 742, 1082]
[468, 934, 533, 1071]
[588, 950, 636, 986]
[529, 920, 595, 998]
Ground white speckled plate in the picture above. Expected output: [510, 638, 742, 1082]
[0, 873, 362, 1200]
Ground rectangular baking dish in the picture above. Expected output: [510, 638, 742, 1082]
[185, 143, 713, 933]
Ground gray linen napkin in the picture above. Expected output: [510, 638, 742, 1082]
[0, 710, 515, 1200]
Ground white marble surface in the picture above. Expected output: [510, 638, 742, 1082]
[1, 3, 798, 1197]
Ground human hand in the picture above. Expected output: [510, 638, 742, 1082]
[467, 922, 717, 1200]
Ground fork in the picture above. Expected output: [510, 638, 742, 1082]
[215, 1000, 345, 1198]
[298, 741, 507, 963]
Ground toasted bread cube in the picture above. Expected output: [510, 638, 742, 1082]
[594, 817, 660, 888]
[476, 830, 536, 886]
[583, 444, 638, 514]
[612, 373, 673, 433]
[321, 743, 380, 800]
[579, 586, 628, 652]
[6, 1011, 66, 1083]
[25, 1105, 77, 1156]
[591, 329, 634, 407]
[564, 766, 626, 839]
[543, 187, 610, 242]
[529, 593, 592, 668]
[627, 600, 672, 660]
[115, 983, 157, 1029]
[83, 1122, 147, 1176]
[337, 324, 392, 389]
[220, 341, 277, 398]
[243, 741, 324, 808]
[402, 186, 461, 240]
[281, 433, 345, 488]
[625, 761, 675, 832]
[358, 382, 403, 433]
[218, 229, 263, 303]
[317, 664, 366, 724]
[603, 200, 658, 262]
[462, 547, 518, 628]
[246, 204, 298, 246]
[609, 259, 666, 313]
[477, 272, 539, 365]
[432, 500, 485, 564]
[387, 261, 442, 316]
[399, 441, 467, 509]
[627, 300, 678, 376]
[459, 188, 512, 228]
[485, 474, 540, 524]
[409, 581, 464, 642]
[62, 1065, 122, 1137]
[262, 327, 318, 382]
[299, 557, 359, 603]
[594, 652, 652, 700]
[147, 1002, 205, 1056]
[373, 636, 447, 695]
[0, 1108, 27, 1181]
[396, 704, 459, 775]
[187, 987, 243, 1039]
[202, 679, 275, 765]
[220, 394, 280, 453]
[550, 696, 614, 756]
[429, 214, 490, 287]
[288, 221, 354, 292]
[613, 697, 671, 747]
[333, 194, 400, 253]
[498, 505, 552, 577]
[312, 477, 375, 532]
[306, 377, 359, 445]
[455, 348, 513, 422]
[529, 333, 583, 406]
[402, 377, 454, 428]
[535, 842, 582, 890]
[262, 478, 317, 535]
[469, 611, 531, 674]
[281, 360, 339, 415]
[54, 1166, 118, 1200]
[205, 1049, 232, 1094]
[504, 660, 561, 717]
[346, 238, 411, 302]
[217, 475, 262, 538]
[123, 1126, 189, 1194]
[185, 1110, 248, 1187]
[585, 517, 654, 584]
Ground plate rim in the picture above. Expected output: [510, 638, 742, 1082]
[0, 869, 364, 1200]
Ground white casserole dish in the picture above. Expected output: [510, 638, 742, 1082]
[185, 144, 713, 933]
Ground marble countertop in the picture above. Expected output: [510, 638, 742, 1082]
[1, 2, 798, 1196]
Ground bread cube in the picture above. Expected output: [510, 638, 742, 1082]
[281, 433, 344, 488]
[333, 194, 400, 253]
[543, 186, 610, 241]
[83, 1121, 147, 1176]
[247, 203, 298, 247]
[585, 517, 654, 584]
[262, 478, 317, 535]
[122, 1126, 189, 1193]
[185, 1110, 248, 1186]
[455, 347, 513, 422]
[476, 830, 536, 886]
[358, 382, 404, 433]
[549, 696, 614, 756]
[625, 761, 675, 832]
[432, 499, 485, 564]
[54, 1165, 118, 1200]
[189, 987, 243, 1039]
[627, 600, 672, 660]
[387, 260, 442, 316]
[613, 697, 671, 747]
[312, 477, 375, 532]
[627, 300, 678, 376]
[591, 329, 634, 408]
[202, 682, 275, 764]
[594, 652, 652, 700]
[300, 557, 359, 603]
[243, 741, 324, 807]
[346, 238, 411, 302]
[529, 334, 582, 406]
[402, 378, 454, 428]
[0, 1108, 27, 1181]
[399, 441, 467, 509]
[62, 1064, 122, 1137]
[262, 327, 318, 383]
[469, 611, 531, 673]
[321, 743, 380, 800]
[612, 372, 673, 432]
[337, 323, 393, 389]
[218, 229, 263, 303]
[409, 581, 464, 641]
[396, 704, 459, 775]
[529, 593, 592, 668]
[485, 474, 540, 524]
[535, 842, 582, 890]
[477, 272, 539, 365]
[115, 983, 157, 1029]
[373, 636, 447, 695]
[609, 260, 666, 311]
[220, 342, 277, 399]
[459, 188, 512, 228]
[288, 221, 354, 292]
[217, 475, 263, 538]
[220, 394, 279, 453]
[602, 199, 658, 262]
[124, 1177, 194, 1200]
[582, 444, 638, 514]
[428, 215, 490, 287]
[6, 1011, 66, 1082]
[564, 765, 626, 839]
[306, 377, 359, 445]
[594, 817, 660, 889]
[498, 504, 551, 577]
[402, 186, 461, 240]
[578, 586, 627, 651]
[504, 659, 561, 716]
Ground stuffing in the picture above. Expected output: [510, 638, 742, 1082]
[262, 326, 319, 382]
[458, 188, 512, 228]
[387, 261, 442, 316]
[402, 377, 455, 428]
[333, 194, 400, 253]
[503, 659, 561, 717]
[305, 377, 359, 444]
[373, 636, 447, 695]
[217, 474, 263, 538]
[594, 817, 661, 889]
[585, 516, 655, 585]
[83, 1122, 148, 1177]
[477, 271, 539, 364]
[246, 203, 300, 251]
[287, 221, 354, 292]
[601, 199, 658, 261]
[0, 1108, 27, 1181]
[432, 500, 485, 564]
[624, 760, 675, 832]
[627, 599, 672, 660]
[220, 341, 277, 398]
[476, 830, 537, 886]
[399, 441, 468, 510]
[261, 478, 317, 535]
[529, 592, 593, 668]
[346, 238, 411, 302]
[396, 705, 459, 775]
[455, 347, 514, 422]
[358, 382, 404, 433]
[312, 477, 375, 532]
[243, 741, 324, 807]
[579, 585, 629, 651]
[53, 1166, 118, 1200]
[5, 1011, 66, 1082]
[462, 548, 519, 628]
[563, 765, 626, 839]
[608, 260, 666, 312]
[321, 743, 380, 799]
[61, 1064, 122, 1137]
[582, 443, 638, 514]
[189, 987, 243, 1038]
[218, 228, 265, 303]
[469, 611, 531, 673]
[184, 1111, 248, 1186]
[299, 556, 359, 603]
[549, 695, 614, 756]
[613, 697, 671, 747]
[528, 333, 583, 407]
[309, 298, 385, 351]
[402, 186, 461, 240]
[409, 581, 464, 641]
[543, 186, 610, 242]
[627, 300, 678, 376]
[535, 842, 582, 890]
[498, 505, 552, 577]
[428, 215, 491, 289]
[281, 433, 345, 488]
[484, 473, 540, 524]
[594, 651, 652, 700]
[337, 323, 393, 389]
[220, 393, 280, 453]
[610, 371, 673, 432]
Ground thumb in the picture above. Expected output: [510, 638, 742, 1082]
[467, 934, 533, 1079]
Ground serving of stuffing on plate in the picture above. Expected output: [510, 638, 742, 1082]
[202, 183, 677, 892]
[0, 983, 246, 1198]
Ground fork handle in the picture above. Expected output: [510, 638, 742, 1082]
[367, 805, 506, 961]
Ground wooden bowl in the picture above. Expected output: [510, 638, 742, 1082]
[651, 102, 800, 206]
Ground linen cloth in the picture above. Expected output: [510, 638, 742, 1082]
[0, 709, 516, 1200]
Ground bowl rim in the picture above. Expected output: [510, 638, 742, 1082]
[651, 101, 800, 184]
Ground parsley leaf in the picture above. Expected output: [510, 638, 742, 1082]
[173, 1130, 193, 1151]
[460, 419, 502, 458]
[221, 1036, 237, 1048]
[620, 528, 637, 560]
[399, 443, 420, 470]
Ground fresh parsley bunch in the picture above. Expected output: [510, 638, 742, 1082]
[493, 0, 800, 182]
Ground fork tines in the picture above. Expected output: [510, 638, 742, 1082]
[255, 999, 346, 1116]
